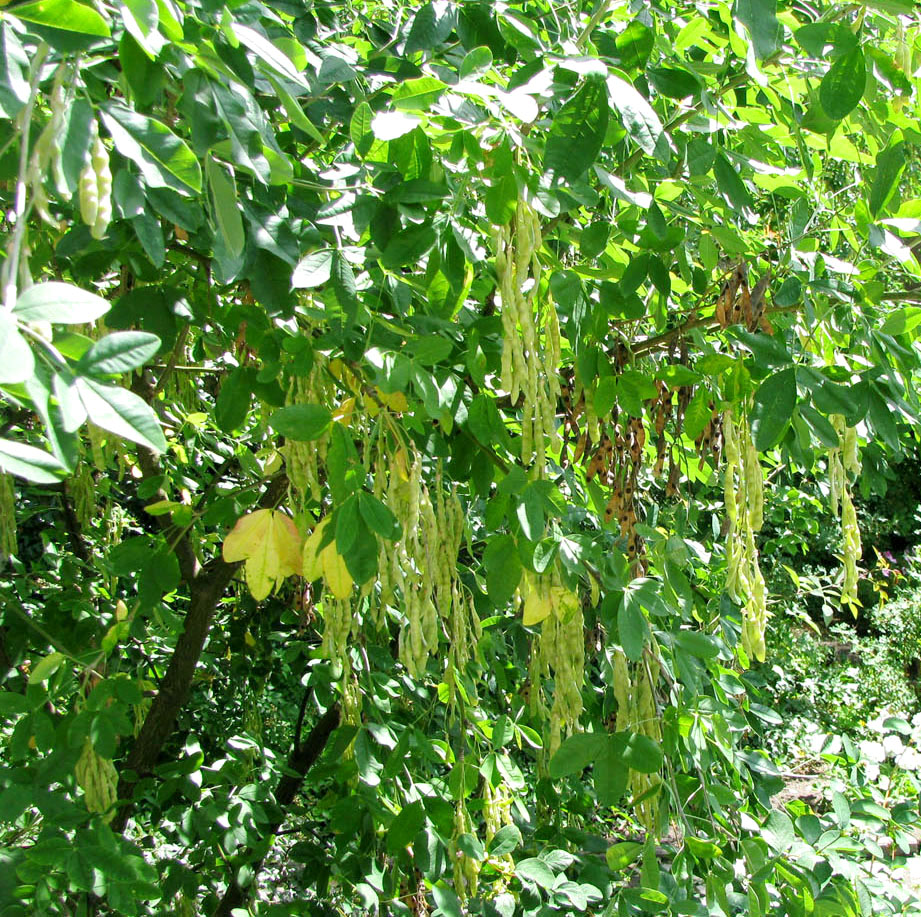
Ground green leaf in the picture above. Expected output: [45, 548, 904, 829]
[391, 77, 447, 111]
[795, 23, 857, 58]
[292, 249, 334, 288]
[515, 857, 556, 890]
[674, 631, 721, 659]
[76, 378, 167, 452]
[0, 438, 67, 483]
[380, 224, 437, 270]
[358, 492, 402, 541]
[405, 1, 455, 55]
[797, 404, 840, 449]
[869, 135, 906, 218]
[615, 21, 653, 70]
[549, 732, 606, 778]
[544, 77, 608, 184]
[331, 253, 359, 326]
[12, 282, 111, 323]
[100, 103, 202, 194]
[335, 495, 361, 555]
[28, 651, 66, 685]
[0, 22, 29, 119]
[734, 0, 782, 60]
[132, 211, 166, 267]
[488, 824, 522, 857]
[623, 732, 664, 773]
[8, 0, 111, 36]
[606, 841, 644, 871]
[618, 592, 648, 661]
[607, 74, 663, 155]
[268, 76, 323, 143]
[714, 153, 753, 218]
[617, 369, 657, 417]
[483, 534, 522, 605]
[431, 885, 463, 917]
[593, 377, 617, 417]
[207, 155, 245, 258]
[233, 23, 306, 87]
[880, 306, 921, 337]
[460, 46, 492, 78]
[350, 101, 374, 157]
[76, 332, 160, 376]
[215, 366, 253, 433]
[595, 733, 629, 805]
[386, 801, 425, 853]
[0, 315, 34, 384]
[819, 47, 866, 121]
[750, 367, 796, 451]
[647, 66, 699, 100]
[516, 485, 544, 542]
[269, 404, 332, 441]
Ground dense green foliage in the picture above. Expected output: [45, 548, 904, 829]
[2, 0, 921, 914]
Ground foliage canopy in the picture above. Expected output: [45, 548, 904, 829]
[2, 0, 921, 914]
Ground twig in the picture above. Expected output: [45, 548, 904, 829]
[152, 325, 190, 396]
[1, 43, 49, 310]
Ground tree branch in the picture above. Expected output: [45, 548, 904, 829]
[111, 474, 288, 832]
[212, 703, 341, 917]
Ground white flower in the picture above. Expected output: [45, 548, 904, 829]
[883, 734, 906, 758]
[860, 739, 887, 764]
[865, 762, 881, 781]
[896, 747, 921, 772]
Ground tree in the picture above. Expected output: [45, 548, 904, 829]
[1, 0, 920, 913]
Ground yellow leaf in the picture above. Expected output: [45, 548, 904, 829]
[223, 509, 274, 563]
[302, 516, 331, 580]
[523, 589, 552, 626]
[333, 396, 356, 426]
[328, 358, 360, 393]
[392, 448, 410, 482]
[223, 509, 303, 601]
[377, 388, 409, 412]
[322, 543, 353, 599]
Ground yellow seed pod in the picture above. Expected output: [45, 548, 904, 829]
[90, 139, 111, 239]
[78, 159, 99, 230]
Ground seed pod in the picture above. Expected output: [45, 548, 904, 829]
[88, 135, 112, 239]
[78, 158, 99, 230]
[74, 737, 118, 822]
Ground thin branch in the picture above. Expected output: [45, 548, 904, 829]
[631, 303, 804, 358]
[152, 324, 190, 396]
[1, 43, 49, 310]
[576, 0, 613, 49]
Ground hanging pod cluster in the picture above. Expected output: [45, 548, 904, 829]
[27, 63, 72, 230]
[77, 118, 112, 242]
[74, 736, 118, 823]
[521, 565, 584, 759]
[495, 199, 562, 467]
[283, 352, 336, 509]
[612, 647, 662, 833]
[372, 442, 479, 690]
[829, 415, 862, 608]
[723, 409, 767, 663]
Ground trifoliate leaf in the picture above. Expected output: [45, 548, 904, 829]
[223, 509, 303, 601]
